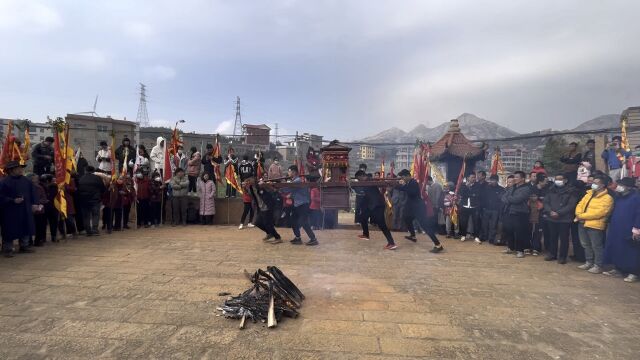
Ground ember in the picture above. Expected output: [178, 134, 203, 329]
[217, 266, 305, 329]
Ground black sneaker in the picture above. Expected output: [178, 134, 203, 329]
[557, 258, 567, 265]
[429, 245, 444, 253]
[305, 240, 319, 246]
[544, 255, 557, 261]
[18, 248, 35, 254]
[404, 236, 417, 242]
[263, 235, 275, 242]
[290, 238, 303, 245]
[3, 252, 14, 258]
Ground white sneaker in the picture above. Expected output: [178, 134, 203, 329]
[238, 224, 244, 230]
[247, 223, 255, 228]
[588, 265, 602, 274]
[516, 251, 525, 258]
[532, 250, 539, 256]
[460, 235, 466, 242]
[577, 262, 593, 270]
[603, 269, 622, 277]
[624, 274, 639, 283]
[474, 237, 481, 244]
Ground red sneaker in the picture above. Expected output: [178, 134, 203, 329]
[384, 244, 397, 250]
[358, 235, 370, 240]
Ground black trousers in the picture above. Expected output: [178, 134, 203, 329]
[103, 207, 114, 231]
[34, 213, 47, 245]
[404, 210, 441, 246]
[151, 201, 162, 225]
[44, 205, 58, 241]
[480, 209, 499, 243]
[361, 207, 395, 245]
[240, 203, 254, 224]
[138, 199, 151, 226]
[200, 215, 214, 225]
[570, 222, 586, 262]
[188, 175, 197, 193]
[547, 222, 570, 260]
[459, 207, 479, 237]
[113, 208, 124, 230]
[292, 203, 316, 240]
[503, 212, 529, 251]
[58, 216, 76, 236]
[255, 209, 280, 239]
[226, 184, 237, 197]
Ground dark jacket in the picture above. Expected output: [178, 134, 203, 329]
[397, 179, 425, 215]
[502, 183, 531, 215]
[560, 151, 582, 173]
[0, 175, 37, 240]
[237, 161, 255, 181]
[115, 144, 136, 170]
[543, 185, 578, 223]
[583, 150, 596, 171]
[481, 184, 505, 211]
[362, 186, 386, 211]
[249, 184, 276, 211]
[78, 173, 106, 204]
[459, 182, 482, 208]
[77, 157, 89, 177]
[202, 153, 222, 182]
[31, 142, 54, 171]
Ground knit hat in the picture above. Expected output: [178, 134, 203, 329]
[617, 177, 636, 188]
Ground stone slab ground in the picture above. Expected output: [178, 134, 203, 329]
[0, 225, 639, 359]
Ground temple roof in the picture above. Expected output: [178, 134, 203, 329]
[321, 140, 352, 152]
[430, 119, 485, 160]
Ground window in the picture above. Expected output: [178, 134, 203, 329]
[97, 125, 109, 132]
[39, 128, 44, 133]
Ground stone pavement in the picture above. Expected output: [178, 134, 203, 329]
[0, 225, 639, 359]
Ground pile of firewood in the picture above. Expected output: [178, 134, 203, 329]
[217, 266, 305, 329]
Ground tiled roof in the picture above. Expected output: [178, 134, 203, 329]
[430, 120, 485, 160]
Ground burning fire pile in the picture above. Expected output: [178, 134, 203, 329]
[217, 266, 305, 329]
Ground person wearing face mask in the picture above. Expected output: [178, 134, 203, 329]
[96, 140, 112, 174]
[602, 177, 640, 283]
[543, 174, 578, 264]
[135, 170, 151, 228]
[172, 145, 188, 174]
[501, 171, 532, 258]
[480, 175, 505, 245]
[149, 171, 165, 227]
[601, 136, 631, 181]
[574, 175, 614, 273]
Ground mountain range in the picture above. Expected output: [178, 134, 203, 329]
[359, 113, 621, 143]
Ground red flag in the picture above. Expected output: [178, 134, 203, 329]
[380, 156, 385, 178]
[390, 161, 396, 177]
[490, 150, 504, 176]
[296, 157, 306, 178]
[163, 144, 172, 182]
[454, 159, 466, 195]
[225, 162, 243, 194]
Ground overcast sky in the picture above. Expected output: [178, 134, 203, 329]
[1, 0, 639, 140]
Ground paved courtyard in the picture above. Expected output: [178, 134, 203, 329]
[0, 224, 639, 359]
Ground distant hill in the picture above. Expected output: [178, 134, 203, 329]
[571, 114, 620, 131]
[360, 113, 519, 143]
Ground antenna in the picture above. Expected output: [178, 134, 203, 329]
[233, 96, 243, 139]
[136, 83, 150, 127]
[75, 94, 100, 117]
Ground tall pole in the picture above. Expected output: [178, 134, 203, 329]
[233, 96, 242, 143]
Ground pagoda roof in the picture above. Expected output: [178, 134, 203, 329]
[430, 119, 485, 160]
[321, 140, 352, 152]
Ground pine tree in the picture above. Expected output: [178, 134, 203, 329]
[542, 136, 567, 175]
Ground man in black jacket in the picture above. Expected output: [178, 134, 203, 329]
[31, 136, 54, 176]
[396, 169, 443, 253]
[355, 170, 396, 250]
[458, 173, 482, 243]
[246, 177, 281, 243]
[78, 166, 106, 236]
[542, 174, 578, 264]
[501, 171, 532, 258]
[480, 175, 505, 244]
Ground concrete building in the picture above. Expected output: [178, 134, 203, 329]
[356, 144, 376, 160]
[65, 114, 137, 166]
[622, 106, 640, 148]
[394, 145, 413, 171]
[499, 147, 540, 172]
[242, 124, 270, 150]
[300, 133, 324, 150]
[1, 119, 53, 145]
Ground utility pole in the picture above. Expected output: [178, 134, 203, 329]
[233, 96, 243, 141]
[136, 83, 150, 128]
[275, 122, 279, 145]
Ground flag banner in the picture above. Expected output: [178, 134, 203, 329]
[451, 157, 467, 227]
[490, 150, 504, 176]
[51, 118, 68, 218]
[225, 163, 243, 194]
[110, 131, 117, 181]
[163, 144, 172, 183]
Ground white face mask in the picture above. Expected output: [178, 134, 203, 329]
[615, 186, 625, 193]
[154, 177, 161, 182]
[591, 183, 601, 191]
[136, 173, 143, 179]
[554, 180, 565, 187]
[177, 150, 183, 155]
